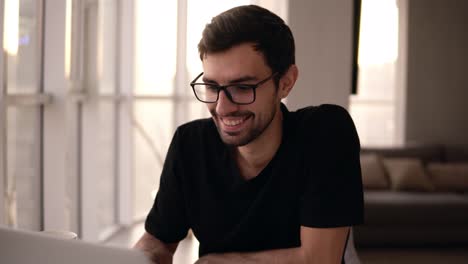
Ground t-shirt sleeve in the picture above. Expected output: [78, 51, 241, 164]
[145, 128, 189, 243]
[300, 104, 364, 228]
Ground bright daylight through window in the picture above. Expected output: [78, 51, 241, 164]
[350, 0, 400, 147]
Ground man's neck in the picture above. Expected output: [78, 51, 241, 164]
[234, 108, 283, 180]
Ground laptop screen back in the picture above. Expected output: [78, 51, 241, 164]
[0, 226, 150, 264]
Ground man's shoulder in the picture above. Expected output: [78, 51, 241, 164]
[288, 104, 358, 150]
[291, 104, 350, 124]
[285, 104, 355, 147]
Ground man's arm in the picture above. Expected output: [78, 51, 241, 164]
[194, 226, 349, 264]
[134, 231, 179, 264]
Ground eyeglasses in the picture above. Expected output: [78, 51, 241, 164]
[190, 72, 277, 105]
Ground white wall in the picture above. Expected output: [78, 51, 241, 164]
[287, 0, 354, 110]
[404, 0, 468, 147]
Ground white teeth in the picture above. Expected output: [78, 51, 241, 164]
[222, 118, 244, 126]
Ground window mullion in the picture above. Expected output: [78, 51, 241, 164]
[116, 0, 134, 227]
[42, 0, 69, 231]
[0, 0, 6, 226]
[174, 0, 188, 128]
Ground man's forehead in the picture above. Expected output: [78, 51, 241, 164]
[201, 63, 264, 84]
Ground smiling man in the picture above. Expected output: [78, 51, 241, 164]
[134, 5, 363, 264]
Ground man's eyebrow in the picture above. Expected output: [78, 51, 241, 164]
[202, 75, 258, 84]
[202, 77, 217, 84]
[228, 76, 257, 84]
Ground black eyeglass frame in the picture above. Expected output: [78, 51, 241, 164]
[190, 72, 278, 105]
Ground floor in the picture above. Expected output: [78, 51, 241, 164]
[105, 222, 468, 264]
[359, 248, 468, 264]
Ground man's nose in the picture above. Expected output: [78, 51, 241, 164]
[216, 90, 238, 116]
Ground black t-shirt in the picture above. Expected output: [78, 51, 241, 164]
[145, 103, 364, 257]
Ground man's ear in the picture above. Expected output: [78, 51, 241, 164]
[279, 64, 298, 99]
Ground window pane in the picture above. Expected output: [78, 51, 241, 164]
[188, 100, 210, 121]
[97, 0, 117, 95]
[350, 101, 396, 147]
[350, 0, 399, 147]
[95, 102, 117, 234]
[6, 107, 41, 230]
[4, 0, 42, 93]
[80, 0, 119, 239]
[133, 100, 174, 219]
[134, 1, 178, 96]
[3, 0, 43, 230]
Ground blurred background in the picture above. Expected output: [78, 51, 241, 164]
[1, 0, 467, 263]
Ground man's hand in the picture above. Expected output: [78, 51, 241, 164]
[133, 232, 179, 264]
[193, 226, 349, 264]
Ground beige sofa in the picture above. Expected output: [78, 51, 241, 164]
[354, 145, 468, 247]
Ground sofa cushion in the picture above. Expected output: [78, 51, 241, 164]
[427, 163, 468, 192]
[382, 158, 435, 191]
[360, 154, 389, 189]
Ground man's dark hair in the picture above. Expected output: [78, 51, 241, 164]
[198, 5, 295, 80]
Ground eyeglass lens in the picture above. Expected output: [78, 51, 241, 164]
[193, 84, 254, 104]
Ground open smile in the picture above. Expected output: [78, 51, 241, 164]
[218, 115, 252, 132]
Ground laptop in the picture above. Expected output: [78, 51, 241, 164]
[0, 225, 151, 264]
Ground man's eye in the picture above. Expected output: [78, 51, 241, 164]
[206, 84, 218, 91]
[234, 85, 254, 90]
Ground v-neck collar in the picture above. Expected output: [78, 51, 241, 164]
[224, 103, 291, 189]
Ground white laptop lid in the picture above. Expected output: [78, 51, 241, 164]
[0, 226, 151, 264]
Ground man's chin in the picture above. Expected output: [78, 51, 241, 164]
[220, 132, 251, 147]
